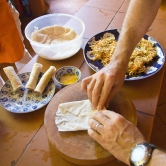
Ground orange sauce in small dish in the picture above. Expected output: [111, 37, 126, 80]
[60, 73, 79, 85]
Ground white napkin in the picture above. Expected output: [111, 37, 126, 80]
[55, 100, 94, 131]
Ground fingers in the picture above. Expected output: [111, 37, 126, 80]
[105, 86, 120, 108]
[97, 76, 115, 110]
[87, 78, 96, 104]
[101, 110, 122, 121]
[81, 76, 103, 107]
[87, 128, 102, 143]
[91, 110, 111, 126]
[81, 73, 105, 109]
[88, 118, 104, 135]
[91, 110, 122, 127]
[81, 76, 92, 92]
[91, 79, 104, 109]
[88, 118, 103, 144]
[88, 111, 114, 146]
[81, 68, 118, 110]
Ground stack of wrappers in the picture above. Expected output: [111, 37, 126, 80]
[3, 63, 56, 94]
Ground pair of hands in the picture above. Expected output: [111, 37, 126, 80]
[81, 62, 146, 164]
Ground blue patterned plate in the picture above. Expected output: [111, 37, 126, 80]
[84, 29, 165, 81]
[0, 72, 55, 113]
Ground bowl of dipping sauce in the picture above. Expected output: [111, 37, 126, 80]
[55, 66, 81, 86]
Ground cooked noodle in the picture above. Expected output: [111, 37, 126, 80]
[87, 33, 157, 76]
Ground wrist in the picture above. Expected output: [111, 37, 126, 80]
[114, 140, 146, 165]
[129, 142, 156, 166]
[110, 49, 131, 70]
[147, 148, 166, 166]
[129, 142, 166, 166]
[147, 149, 160, 166]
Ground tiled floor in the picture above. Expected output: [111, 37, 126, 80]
[21, 0, 166, 151]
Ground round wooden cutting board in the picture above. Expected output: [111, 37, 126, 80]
[44, 82, 137, 165]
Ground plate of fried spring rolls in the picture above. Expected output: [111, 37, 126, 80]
[0, 65, 56, 113]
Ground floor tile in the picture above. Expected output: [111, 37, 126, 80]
[50, 7, 77, 15]
[107, 12, 126, 29]
[158, 65, 166, 105]
[136, 111, 154, 141]
[69, 0, 89, 5]
[150, 114, 166, 150]
[45, 0, 72, 11]
[16, 125, 128, 166]
[118, 0, 166, 20]
[0, 107, 45, 166]
[156, 103, 166, 124]
[16, 125, 69, 166]
[45, 0, 88, 14]
[147, 19, 166, 52]
[123, 66, 164, 115]
[119, 0, 130, 13]
[86, 0, 124, 11]
[156, 0, 166, 20]
[45, 0, 77, 15]
[75, 5, 116, 39]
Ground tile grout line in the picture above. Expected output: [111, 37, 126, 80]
[105, 0, 126, 30]
[14, 122, 44, 166]
[156, 112, 166, 126]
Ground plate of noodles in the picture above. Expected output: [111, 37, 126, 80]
[84, 29, 165, 81]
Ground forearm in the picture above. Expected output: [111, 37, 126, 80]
[147, 149, 166, 165]
[111, 0, 162, 69]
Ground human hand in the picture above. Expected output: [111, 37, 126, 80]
[81, 60, 126, 110]
[88, 110, 146, 165]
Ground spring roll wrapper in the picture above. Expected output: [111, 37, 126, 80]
[34, 66, 56, 94]
[3, 66, 23, 91]
[25, 63, 43, 90]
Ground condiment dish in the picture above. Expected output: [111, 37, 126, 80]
[55, 66, 81, 86]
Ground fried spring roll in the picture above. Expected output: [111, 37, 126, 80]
[25, 63, 43, 90]
[34, 66, 56, 94]
[3, 66, 23, 91]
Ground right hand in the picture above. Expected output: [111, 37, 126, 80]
[88, 110, 146, 165]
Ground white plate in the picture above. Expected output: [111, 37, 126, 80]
[0, 72, 55, 113]
[84, 29, 165, 81]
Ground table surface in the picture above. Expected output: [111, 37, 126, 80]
[1, 0, 166, 166]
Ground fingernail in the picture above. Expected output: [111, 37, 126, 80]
[92, 105, 96, 110]
[97, 106, 101, 111]
[106, 103, 108, 109]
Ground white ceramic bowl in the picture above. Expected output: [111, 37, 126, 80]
[55, 66, 81, 86]
[25, 13, 85, 60]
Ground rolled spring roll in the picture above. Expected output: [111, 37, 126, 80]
[34, 66, 56, 94]
[25, 63, 43, 90]
[3, 66, 23, 91]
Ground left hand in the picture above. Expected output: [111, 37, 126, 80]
[88, 110, 146, 165]
[81, 60, 126, 110]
